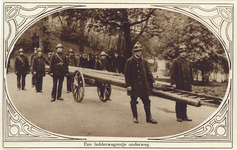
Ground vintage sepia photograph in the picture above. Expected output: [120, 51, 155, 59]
[2, 1, 235, 149]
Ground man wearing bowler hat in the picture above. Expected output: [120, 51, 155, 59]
[14, 48, 30, 90]
[170, 44, 193, 122]
[49, 43, 68, 102]
[124, 42, 158, 124]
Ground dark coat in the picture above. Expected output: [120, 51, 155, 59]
[84, 58, 95, 69]
[14, 55, 30, 74]
[32, 55, 46, 77]
[94, 58, 111, 71]
[66, 55, 77, 67]
[124, 56, 155, 97]
[170, 57, 193, 91]
[29, 53, 37, 67]
[49, 52, 68, 76]
[111, 55, 121, 72]
[119, 56, 127, 74]
[46, 56, 51, 65]
[79, 57, 86, 67]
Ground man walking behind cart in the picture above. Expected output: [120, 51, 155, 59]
[49, 43, 68, 102]
[124, 42, 158, 124]
[170, 44, 193, 122]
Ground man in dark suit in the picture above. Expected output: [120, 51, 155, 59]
[111, 50, 121, 73]
[170, 44, 193, 122]
[32, 48, 46, 93]
[14, 48, 30, 90]
[29, 47, 38, 87]
[49, 43, 68, 102]
[124, 42, 158, 124]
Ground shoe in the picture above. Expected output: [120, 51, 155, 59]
[177, 118, 182, 122]
[18, 88, 20, 91]
[32, 85, 34, 87]
[67, 91, 70, 93]
[183, 117, 192, 121]
[50, 98, 56, 102]
[57, 97, 64, 100]
[146, 117, 157, 124]
[133, 118, 138, 123]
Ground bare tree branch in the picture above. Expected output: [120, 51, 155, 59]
[130, 9, 155, 26]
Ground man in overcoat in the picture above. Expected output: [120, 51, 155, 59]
[124, 42, 158, 124]
[14, 48, 30, 90]
[66, 49, 77, 93]
[94, 51, 111, 99]
[49, 43, 68, 102]
[32, 48, 46, 93]
[111, 50, 121, 73]
[29, 47, 38, 87]
[170, 44, 193, 122]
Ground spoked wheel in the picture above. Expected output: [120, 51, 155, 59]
[71, 70, 85, 103]
[97, 82, 112, 102]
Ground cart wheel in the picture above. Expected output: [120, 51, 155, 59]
[97, 83, 112, 102]
[71, 70, 85, 103]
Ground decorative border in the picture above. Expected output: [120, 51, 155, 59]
[2, 2, 233, 148]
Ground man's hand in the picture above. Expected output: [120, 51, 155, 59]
[153, 81, 159, 87]
[15, 71, 17, 75]
[171, 84, 176, 89]
[50, 73, 53, 77]
[33, 71, 36, 74]
[127, 86, 132, 91]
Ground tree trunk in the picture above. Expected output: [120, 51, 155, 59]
[116, 29, 123, 53]
[79, 19, 85, 53]
[38, 19, 44, 52]
[123, 23, 133, 59]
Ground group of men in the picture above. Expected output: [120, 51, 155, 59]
[124, 42, 193, 124]
[14, 42, 193, 124]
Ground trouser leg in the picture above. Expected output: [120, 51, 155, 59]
[130, 96, 138, 123]
[176, 102, 187, 119]
[130, 96, 138, 118]
[67, 76, 72, 92]
[141, 96, 157, 124]
[32, 74, 36, 86]
[17, 74, 21, 89]
[57, 75, 64, 98]
[98, 82, 104, 98]
[21, 74, 26, 90]
[39, 77, 43, 91]
[51, 75, 58, 99]
[36, 77, 42, 92]
[35, 77, 39, 92]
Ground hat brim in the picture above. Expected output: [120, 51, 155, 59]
[178, 49, 187, 53]
[134, 48, 142, 52]
[56, 46, 63, 49]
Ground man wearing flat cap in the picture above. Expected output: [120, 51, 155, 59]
[14, 48, 30, 90]
[124, 42, 158, 124]
[170, 43, 193, 122]
[49, 43, 68, 102]
[32, 48, 46, 93]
